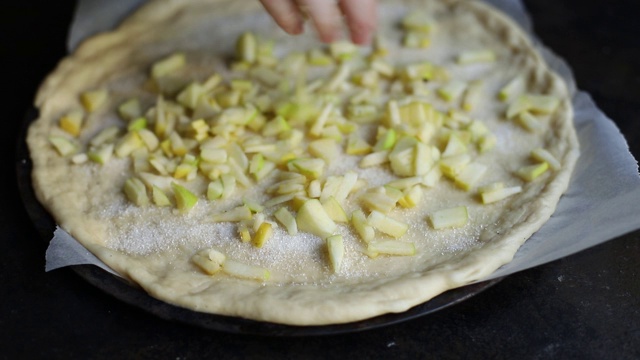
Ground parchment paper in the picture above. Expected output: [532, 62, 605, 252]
[47, 0, 640, 282]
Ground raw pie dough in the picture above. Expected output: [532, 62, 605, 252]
[27, 0, 579, 325]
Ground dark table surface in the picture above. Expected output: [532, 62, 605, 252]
[2, 1, 639, 359]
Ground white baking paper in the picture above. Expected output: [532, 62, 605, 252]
[47, 0, 640, 283]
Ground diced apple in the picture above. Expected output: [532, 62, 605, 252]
[87, 143, 114, 165]
[359, 150, 389, 168]
[192, 249, 226, 275]
[49, 136, 78, 157]
[80, 89, 108, 112]
[326, 235, 345, 273]
[439, 153, 471, 177]
[222, 259, 270, 281]
[454, 163, 488, 191]
[274, 207, 298, 235]
[296, 199, 337, 239]
[287, 158, 325, 179]
[236, 32, 257, 63]
[171, 182, 198, 213]
[531, 148, 561, 171]
[114, 131, 143, 158]
[123, 177, 149, 207]
[499, 75, 525, 102]
[516, 111, 542, 132]
[367, 210, 408, 238]
[429, 206, 468, 229]
[252, 221, 273, 248]
[481, 186, 522, 204]
[89, 126, 119, 147]
[360, 186, 403, 214]
[351, 209, 375, 243]
[118, 98, 142, 121]
[59, 110, 84, 137]
[322, 196, 349, 223]
[398, 185, 423, 208]
[437, 81, 467, 102]
[457, 50, 496, 65]
[516, 162, 549, 181]
[151, 52, 185, 79]
[152, 185, 172, 207]
[368, 240, 416, 256]
[308, 138, 340, 163]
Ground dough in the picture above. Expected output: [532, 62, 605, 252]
[27, 0, 579, 325]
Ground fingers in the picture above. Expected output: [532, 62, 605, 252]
[296, 0, 344, 43]
[339, 0, 377, 45]
[259, 0, 378, 45]
[259, 0, 305, 35]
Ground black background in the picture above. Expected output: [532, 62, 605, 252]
[2, 1, 639, 359]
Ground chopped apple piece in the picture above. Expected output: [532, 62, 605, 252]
[296, 199, 337, 239]
[124, 177, 149, 207]
[462, 81, 483, 112]
[401, 12, 434, 33]
[506, 94, 531, 119]
[118, 98, 142, 121]
[422, 165, 443, 187]
[389, 137, 419, 176]
[359, 150, 389, 168]
[437, 81, 467, 102]
[478, 133, 497, 153]
[360, 186, 403, 214]
[478, 182, 504, 194]
[49, 136, 78, 156]
[87, 143, 114, 165]
[403, 31, 431, 48]
[527, 94, 560, 114]
[439, 153, 471, 177]
[212, 205, 253, 222]
[236, 32, 257, 63]
[115, 131, 143, 158]
[171, 182, 198, 212]
[220, 174, 236, 199]
[176, 82, 205, 109]
[222, 259, 270, 281]
[151, 52, 185, 79]
[326, 235, 345, 273]
[429, 206, 468, 229]
[457, 50, 496, 65]
[367, 210, 409, 238]
[152, 185, 171, 207]
[308, 138, 340, 163]
[368, 240, 416, 256]
[481, 186, 522, 204]
[386, 176, 423, 190]
[329, 40, 358, 61]
[80, 89, 108, 112]
[59, 110, 84, 137]
[499, 75, 525, 102]
[89, 126, 119, 147]
[252, 222, 273, 248]
[127, 117, 147, 132]
[516, 162, 549, 181]
[531, 148, 561, 171]
[322, 196, 349, 223]
[454, 163, 488, 191]
[287, 158, 325, 179]
[398, 185, 423, 208]
[441, 133, 468, 158]
[516, 111, 542, 132]
[351, 209, 375, 243]
[274, 207, 298, 235]
[192, 249, 226, 275]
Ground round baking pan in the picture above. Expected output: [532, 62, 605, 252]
[16, 107, 504, 336]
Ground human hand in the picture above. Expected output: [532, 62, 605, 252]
[258, 0, 377, 45]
